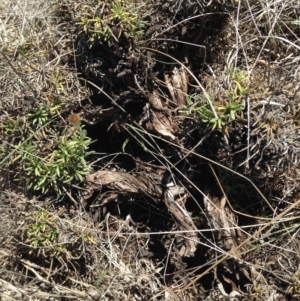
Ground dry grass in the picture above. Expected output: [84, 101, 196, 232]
[1, 0, 300, 300]
[0, 0, 89, 111]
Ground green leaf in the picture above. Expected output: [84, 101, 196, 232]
[56, 166, 60, 177]
[122, 138, 129, 152]
[75, 172, 83, 181]
[38, 177, 47, 187]
[230, 110, 235, 120]
[34, 167, 40, 176]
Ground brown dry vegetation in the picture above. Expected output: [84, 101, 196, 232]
[1, 0, 300, 300]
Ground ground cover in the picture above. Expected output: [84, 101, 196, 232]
[1, 0, 300, 300]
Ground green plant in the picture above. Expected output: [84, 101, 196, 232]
[84, 233, 96, 244]
[27, 99, 62, 127]
[27, 106, 51, 126]
[180, 94, 244, 131]
[122, 138, 130, 152]
[0, 118, 24, 136]
[78, 16, 111, 41]
[17, 45, 33, 58]
[180, 69, 248, 131]
[110, 0, 145, 37]
[26, 209, 61, 256]
[51, 69, 65, 93]
[1, 101, 93, 194]
[198, 103, 226, 130]
[228, 68, 249, 100]
[94, 271, 107, 290]
[21, 127, 92, 193]
[77, 0, 146, 43]
[222, 100, 245, 121]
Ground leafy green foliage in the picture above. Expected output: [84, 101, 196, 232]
[22, 127, 92, 193]
[1, 101, 92, 194]
[27, 106, 51, 126]
[77, 0, 146, 43]
[26, 209, 62, 256]
[228, 68, 249, 100]
[180, 69, 248, 132]
[94, 271, 107, 294]
[110, 1, 145, 37]
[78, 16, 111, 41]
[181, 97, 244, 131]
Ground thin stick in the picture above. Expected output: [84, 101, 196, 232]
[81, 78, 126, 113]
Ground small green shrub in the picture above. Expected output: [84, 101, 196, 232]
[180, 94, 244, 131]
[26, 209, 62, 256]
[77, 0, 146, 43]
[22, 127, 92, 193]
[180, 69, 248, 131]
[1, 101, 92, 194]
